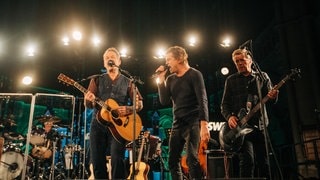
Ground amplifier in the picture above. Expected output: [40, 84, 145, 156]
[206, 149, 233, 179]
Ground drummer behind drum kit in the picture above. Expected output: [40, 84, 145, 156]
[0, 115, 85, 180]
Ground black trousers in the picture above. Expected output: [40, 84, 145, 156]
[168, 120, 202, 180]
[90, 118, 127, 179]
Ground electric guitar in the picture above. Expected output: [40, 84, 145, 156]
[58, 73, 143, 142]
[219, 68, 301, 153]
[128, 131, 150, 180]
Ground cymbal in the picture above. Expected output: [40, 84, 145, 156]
[36, 115, 61, 123]
[0, 118, 17, 126]
[3, 132, 25, 141]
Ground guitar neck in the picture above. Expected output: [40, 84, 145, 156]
[136, 137, 145, 169]
[239, 74, 290, 125]
[73, 82, 107, 108]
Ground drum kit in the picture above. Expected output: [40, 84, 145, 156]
[0, 115, 85, 180]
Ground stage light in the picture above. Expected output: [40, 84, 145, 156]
[22, 76, 33, 85]
[188, 36, 197, 47]
[220, 67, 229, 75]
[26, 45, 36, 57]
[120, 48, 128, 57]
[153, 48, 166, 59]
[72, 31, 82, 41]
[220, 37, 231, 47]
[188, 35, 197, 47]
[92, 36, 101, 46]
[62, 36, 70, 46]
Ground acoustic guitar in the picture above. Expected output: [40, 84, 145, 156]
[58, 73, 143, 142]
[128, 131, 150, 180]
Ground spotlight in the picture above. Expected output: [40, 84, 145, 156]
[120, 48, 128, 57]
[22, 76, 33, 85]
[220, 37, 231, 47]
[62, 36, 70, 46]
[26, 45, 35, 57]
[92, 36, 101, 46]
[220, 67, 229, 75]
[72, 31, 82, 41]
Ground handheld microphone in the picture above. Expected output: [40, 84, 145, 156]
[151, 65, 169, 78]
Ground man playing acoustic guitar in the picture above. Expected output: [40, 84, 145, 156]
[84, 47, 143, 179]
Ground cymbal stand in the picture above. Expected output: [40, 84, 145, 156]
[49, 139, 58, 180]
[72, 149, 88, 179]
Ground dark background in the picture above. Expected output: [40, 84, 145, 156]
[0, 0, 319, 179]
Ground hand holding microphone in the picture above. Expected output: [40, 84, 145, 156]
[152, 64, 169, 78]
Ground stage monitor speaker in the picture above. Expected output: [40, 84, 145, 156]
[206, 149, 233, 179]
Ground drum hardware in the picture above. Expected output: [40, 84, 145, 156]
[3, 142, 23, 153]
[60, 143, 88, 179]
[64, 144, 75, 170]
[49, 140, 58, 180]
[0, 116, 17, 127]
[71, 145, 89, 179]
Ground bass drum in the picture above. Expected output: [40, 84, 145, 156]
[0, 151, 33, 180]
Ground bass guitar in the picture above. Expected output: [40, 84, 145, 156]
[128, 131, 150, 180]
[219, 68, 300, 153]
[58, 73, 142, 142]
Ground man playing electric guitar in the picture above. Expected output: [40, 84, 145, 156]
[84, 47, 143, 179]
[220, 48, 278, 179]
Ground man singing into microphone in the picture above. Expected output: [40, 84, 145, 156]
[84, 47, 143, 179]
[154, 46, 210, 179]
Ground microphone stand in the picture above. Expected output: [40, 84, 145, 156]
[245, 40, 272, 179]
[77, 73, 106, 83]
[112, 64, 144, 180]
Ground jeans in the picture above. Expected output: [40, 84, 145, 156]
[238, 128, 269, 179]
[90, 118, 127, 179]
[168, 120, 202, 180]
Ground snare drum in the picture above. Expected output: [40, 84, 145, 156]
[30, 127, 46, 145]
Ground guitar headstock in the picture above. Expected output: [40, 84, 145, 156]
[57, 73, 76, 86]
[287, 68, 301, 82]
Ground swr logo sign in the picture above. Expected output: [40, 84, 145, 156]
[208, 122, 225, 131]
